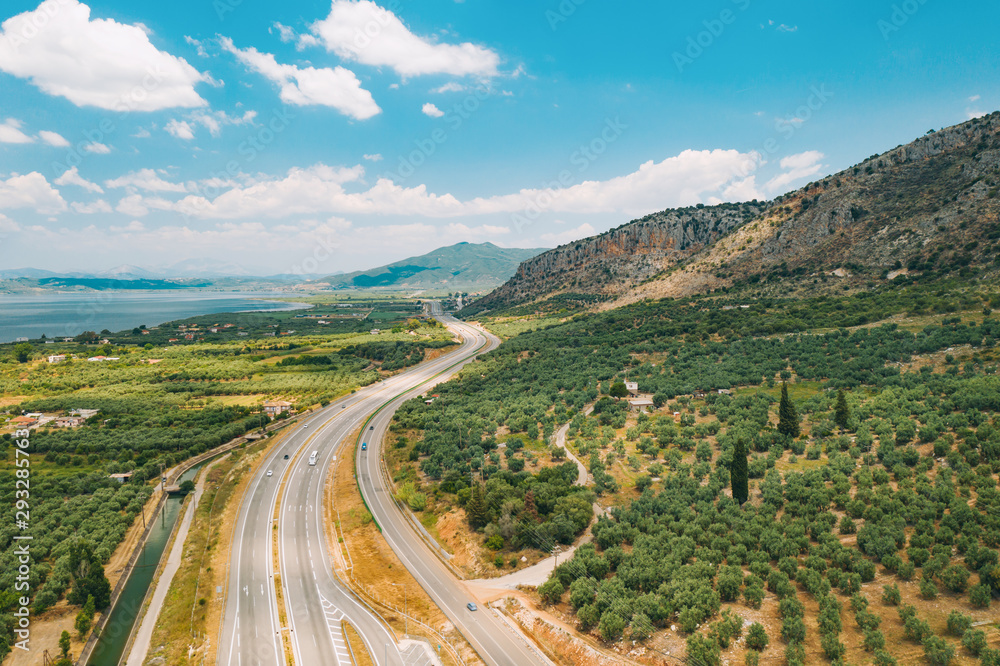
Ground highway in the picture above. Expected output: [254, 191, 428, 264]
[358, 314, 552, 666]
[219, 303, 544, 666]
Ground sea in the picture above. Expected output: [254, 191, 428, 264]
[0, 291, 312, 343]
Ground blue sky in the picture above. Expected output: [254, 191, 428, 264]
[0, 0, 996, 276]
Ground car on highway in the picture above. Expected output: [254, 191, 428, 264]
[369, 425, 374, 431]
[303, 424, 308, 428]
[361, 442, 367, 451]
[283, 454, 289, 460]
[266, 470, 273, 477]
[466, 602, 478, 612]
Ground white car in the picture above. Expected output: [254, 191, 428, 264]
[266, 470, 273, 477]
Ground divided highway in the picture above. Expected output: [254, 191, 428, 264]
[358, 314, 552, 666]
[219, 304, 546, 666]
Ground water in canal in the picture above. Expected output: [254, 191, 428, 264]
[87, 464, 204, 665]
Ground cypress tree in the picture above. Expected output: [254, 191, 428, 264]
[834, 389, 851, 430]
[732, 438, 749, 505]
[777, 382, 800, 439]
[466, 483, 488, 529]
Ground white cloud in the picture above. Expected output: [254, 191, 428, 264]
[764, 150, 825, 192]
[71, 199, 113, 214]
[105, 169, 188, 193]
[0, 213, 20, 233]
[55, 167, 104, 194]
[432, 82, 466, 94]
[0, 172, 67, 214]
[422, 103, 445, 118]
[132, 128, 152, 139]
[165, 120, 195, 140]
[164, 110, 256, 140]
[540, 223, 596, 246]
[272, 22, 296, 43]
[967, 108, 987, 120]
[0, 0, 208, 111]
[114, 149, 764, 221]
[0, 119, 34, 144]
[83, 142, 111, 154]
[306, 0, 500, 78]
[363, 153, 383, 162]
[38, 130, 70, 147]
[969, 94, 981, 102]
[221, 38, 381, 120]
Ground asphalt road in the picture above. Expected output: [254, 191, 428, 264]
[358, 315, 553, 666]
[219, 304, 515, 666]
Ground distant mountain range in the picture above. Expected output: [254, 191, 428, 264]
[319, 242, 548, 292]
[474, 110, 1000, 312]
[0, 242, 546, 293]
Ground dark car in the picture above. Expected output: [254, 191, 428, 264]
[283, 454, 289, 460]
[361, 442, 367, 451]
[369, 426, 374, 431]
[466, 602, 478, 612]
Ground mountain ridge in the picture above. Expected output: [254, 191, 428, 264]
[472, 111, 1000, 313]
[320, 241, 548, 292]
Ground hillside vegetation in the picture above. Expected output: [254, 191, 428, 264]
[473, 111, 1000, 315]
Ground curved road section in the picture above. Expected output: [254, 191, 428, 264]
[219, 304, 545, 666]
[358, 314, 552, 666]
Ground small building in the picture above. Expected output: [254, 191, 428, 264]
[109, 472, 133, 484]
[263, 400, 294, 417]
[625, 381, 639, 396]
[370, 329, 381, 335]
[70, 409, 100, 419]
[184, 334, 195, 340]
[10, 416, 38, 427]
[55, 416, 86, 428]
[14, 337, 28, 343]
[48, 355, 67, 364]
[628, 398, 655, 413]
[209, 328, 219, 333]
[693, 390, 706, 399]
[168, 338, 179, 343]
[717, 388, 732, 395]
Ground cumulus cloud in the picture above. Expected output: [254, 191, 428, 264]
[0, 0, 208, 111]
[220, 38, 380, 120]
[71, 199, 113, 214]
[110, 149, 764, 221]
[105, 169, 188, 193]
[540, 223, 596, 246]
[306, 0, 500, 78]
[0, 172, 67, 214]
[39, 130, 70, 147]
[55, 167, 104, 193]
[764, 150, 825, 193]
[421, 103, 445, 118]
[165, 119, 196, 140]
[363, 153, 383, 162]
[83, 142, 111, 154]
[0, 119, 34, 144]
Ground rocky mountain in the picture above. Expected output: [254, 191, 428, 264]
[321, 242, 548, 292]
[471, 202, 766, 311]
[474, 111, 1000, 312]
